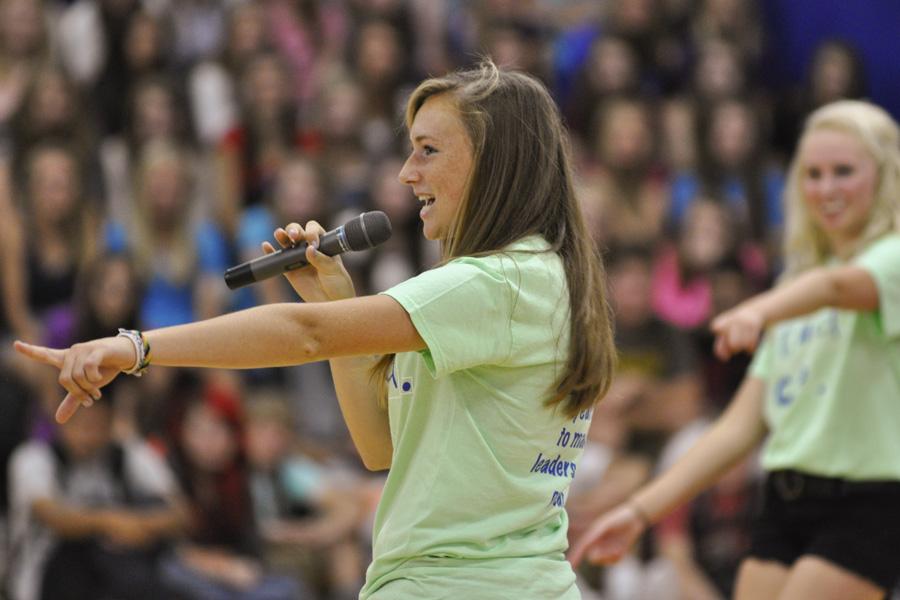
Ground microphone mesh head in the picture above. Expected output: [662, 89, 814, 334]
[343, 211, 392, 250]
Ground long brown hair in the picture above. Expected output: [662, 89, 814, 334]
[373, 61, 616, 418]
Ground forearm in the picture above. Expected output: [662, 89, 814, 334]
[145, 304, 318, 369]
[130, 502, 191, 539]
[329, 356, 392, 470]
[144, 297, 423, 371]
[631, 378, 767, 523]
[32, 499, 106, 539]
[747, 265, 879, 326]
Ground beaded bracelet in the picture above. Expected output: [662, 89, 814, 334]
[116, 328, 151, 377]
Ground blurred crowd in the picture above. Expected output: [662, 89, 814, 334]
[0, 0, 887, 599]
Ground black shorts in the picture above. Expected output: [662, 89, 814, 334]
[749, 470, 900, 590]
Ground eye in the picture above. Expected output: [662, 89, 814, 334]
[835, 164, 854, 177]
[806, 167, 821, 180]
[423, 145, 437, 156]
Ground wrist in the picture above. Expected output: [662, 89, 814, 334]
[115, 329, 151, 376]
[628, 497, 652, 529]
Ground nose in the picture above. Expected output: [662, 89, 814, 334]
[398, 154, 419, 185]
[816, 174, 836, 197]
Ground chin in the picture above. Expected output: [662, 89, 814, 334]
[422, 226, 442, 241]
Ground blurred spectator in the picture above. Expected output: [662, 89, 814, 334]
[0, 142, 98, 344]
[7, 389, 188, 600]
[106, 140, 228, 329]
[264, 0, 349, 118]
[215, 52, 307, 236]
[43, 252, 141, 349]
[9, 65, 97, 183]
[0, 365, 33, 588]
[167, 0, 227, 69]
[670, 98, 785, 246]
[773, 39, 869, 158]
[235, 153, 330, 307]
[481, 20, 549, 82]
[21, 252, 143, 435]
[653, 198, 767, 332]
[245, 389, 364, 600]
[604, 0, 664, 84]
[92, 7, 171, 138]
[691, 0, 763, 66]
[651, 198, 767, 408]
[657, 96, 698, 173]
[584, 97, 669, 249]
[314, 75, 369, 209]
[565, 35, 641, 140]
[101, 74, 194, 224]
[691, 38, 748, 107]
[608, 245, 704, 437]
[160, 384, 303, 600]
[349, 18, 415, 157]
[0, 0, 50, 151]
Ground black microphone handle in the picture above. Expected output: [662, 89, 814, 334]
[224, 226, 350, 290]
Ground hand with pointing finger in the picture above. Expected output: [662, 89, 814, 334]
[261, 220, 355, 302]
[710, 304, 766, 361]
[13, 337, 135, 423]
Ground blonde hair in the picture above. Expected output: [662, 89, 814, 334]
[130, 140, 196, 284]
[782, 100, 900, 276]
[373, 61, 617, 418]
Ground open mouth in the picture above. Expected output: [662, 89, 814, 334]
[418, 195, 435, 206]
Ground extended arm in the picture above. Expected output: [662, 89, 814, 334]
[569, 376, 767, 566]
[15, 295, 423, 468]
[712, 265, 879, 360]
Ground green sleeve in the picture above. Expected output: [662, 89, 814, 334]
[381, 257, 515, 378]
[854, 234, 900, 339]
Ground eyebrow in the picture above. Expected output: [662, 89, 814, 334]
[411, 134, 438, 144]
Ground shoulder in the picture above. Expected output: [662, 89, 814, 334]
[10, 440, 54, 470]
[856, 232, 900, 261]
[391, 236, 561, 298]
[9, 441, 58, 499]
[122, 440, 179, 492]
[122, 440, 169, 473]
[852, 232, 900, 284]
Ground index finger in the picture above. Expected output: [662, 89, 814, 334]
[14, 341, 65, 368]
[304, 220, 326, 244]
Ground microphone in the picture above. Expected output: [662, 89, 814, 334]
[224, 211, 392, 290]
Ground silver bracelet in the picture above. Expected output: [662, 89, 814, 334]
[116, 328, 150, 377]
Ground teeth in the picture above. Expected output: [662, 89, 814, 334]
[417, 195, 435, 205]
[822, 199, 845, 215]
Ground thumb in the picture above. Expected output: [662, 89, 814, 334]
[14, 340, 65, 368]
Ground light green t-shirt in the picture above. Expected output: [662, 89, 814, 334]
[750, 233, 900, 480]
[361, 236, 592, 600]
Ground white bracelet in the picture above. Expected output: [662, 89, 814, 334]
[116, 328, 150, 376]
